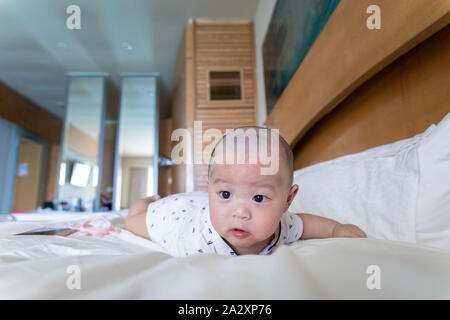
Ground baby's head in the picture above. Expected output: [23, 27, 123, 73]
[207, 126, 299, 255]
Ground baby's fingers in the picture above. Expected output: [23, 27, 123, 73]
[358, 230, 368, 238]
[346, 225, 367, 238]
[347, 232, 362, 238]
[351, 226, 367, 238]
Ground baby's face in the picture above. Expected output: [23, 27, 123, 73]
[208, 161, 298, 255]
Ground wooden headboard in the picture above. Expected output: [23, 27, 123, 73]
[264, 0, 450, 170]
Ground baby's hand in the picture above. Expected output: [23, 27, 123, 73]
[332, 223, 367, 238]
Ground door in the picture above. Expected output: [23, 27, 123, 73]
[12, 137, 44, 212]
[127, 167, 149, 208]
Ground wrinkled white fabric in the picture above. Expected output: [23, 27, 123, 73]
[415, 112, 450, 250]
[1, 212, 450, 299]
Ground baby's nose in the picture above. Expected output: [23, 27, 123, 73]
[231, 206, 251, 220]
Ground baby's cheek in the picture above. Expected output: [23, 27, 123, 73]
[254, 215, 280, 239]
[209, 208, 226, 233]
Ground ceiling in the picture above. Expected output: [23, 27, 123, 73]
[0, 0, 260, 119]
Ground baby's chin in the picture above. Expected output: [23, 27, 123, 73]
[223, 230, 274, 251]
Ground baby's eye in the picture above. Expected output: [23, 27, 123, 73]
[253, 195, 268, 203]
[219, 191, 232, 199]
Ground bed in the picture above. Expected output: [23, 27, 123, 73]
[1, 126, 449, 300]
[1, 119, 449, 300]
[1, 206, 450, 299]
[1, 1, 450, 300]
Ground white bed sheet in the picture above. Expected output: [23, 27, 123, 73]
[1, 212, 450, 299]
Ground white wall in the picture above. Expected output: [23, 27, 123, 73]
[254, 0, 277, 125]
[0, 117, 19, 213]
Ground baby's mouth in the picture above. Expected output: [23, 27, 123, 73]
[231, 228, 249, 239]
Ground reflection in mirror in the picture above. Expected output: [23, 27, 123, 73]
[113, 75, 159, 210]
[57, 75, 106, 212]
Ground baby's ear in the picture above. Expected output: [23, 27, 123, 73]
[285, 184, 299, 210]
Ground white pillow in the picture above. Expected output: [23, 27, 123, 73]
[288, 123, 437, 243]
[415, 112, 450, 250]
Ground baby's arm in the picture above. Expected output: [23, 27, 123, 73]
[297, 213, 367, 239]
[124, 195, 161, 239]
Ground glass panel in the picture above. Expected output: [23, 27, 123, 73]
[57, 76, 105, 212]
[209, 70, 242, 100]
[114, 76, 158, 210]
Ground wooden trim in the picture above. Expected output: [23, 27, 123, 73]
[186, 22, 196, 127]
[264, 0, 450, 147]
[170, 27, 187, 194]
[43, 142, 60, 202]
[250, 22, 259, 126]
[158, 118, 173, 197]
[195, 19, 252, 25]
[185, 21, 196, 192]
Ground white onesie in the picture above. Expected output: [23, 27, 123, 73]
[146, 191, 303, 257]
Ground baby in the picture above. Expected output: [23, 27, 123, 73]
[125, 126, 366, 257]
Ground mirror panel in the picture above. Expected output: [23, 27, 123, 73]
[57, 76, 106, 212]
[113, 76, 158, 210]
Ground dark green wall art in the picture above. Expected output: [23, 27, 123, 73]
[263, 0, 340, 116]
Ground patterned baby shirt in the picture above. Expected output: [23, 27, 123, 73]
[145, 191, 303, 257]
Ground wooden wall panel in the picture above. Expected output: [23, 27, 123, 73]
[158, 118, 173, 197]
[195, 23, 255, 109]
[0, 82, 62, 144]
[171, 20, 258, 192]
[100, 124, 116, 206]
[194, 164, 209, 191]
[192, 21, 257, 191]
[193, 107, 255, 190]
[195, 108, 255, 130]
[43, 142, 60, 202]
[293, 24, 450, 169]
[171, 23, 193, 194]
[264, 0, 450, 147]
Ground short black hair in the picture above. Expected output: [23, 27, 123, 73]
[207, 126, 294, 186]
